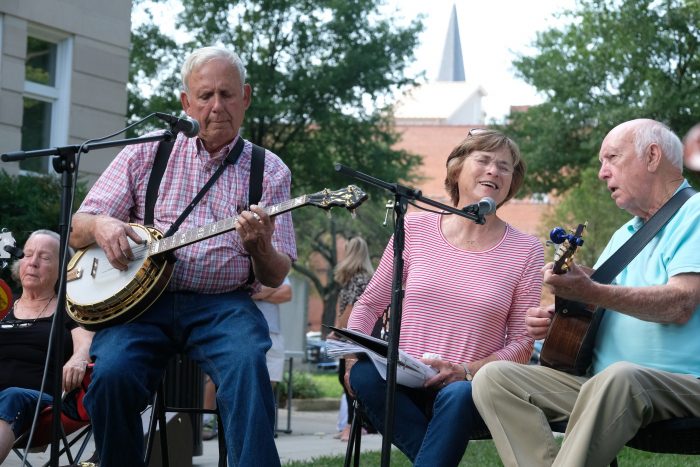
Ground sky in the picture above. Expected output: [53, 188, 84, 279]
[387, 0, 577, 122]
[134, 0, 577, 122]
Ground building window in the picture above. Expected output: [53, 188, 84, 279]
[20, 28, 72, 174]
[25, 36, 57, 86]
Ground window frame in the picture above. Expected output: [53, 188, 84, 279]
[20, 25, 73, 175]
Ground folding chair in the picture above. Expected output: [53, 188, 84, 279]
[12, 365, 94, 467]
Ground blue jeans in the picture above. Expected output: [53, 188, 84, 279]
[83, 290, 279, 467]
[350, 359, 484, 467]
[0, 387, 54, 437]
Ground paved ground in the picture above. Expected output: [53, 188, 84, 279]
[6, 408, 384, 466]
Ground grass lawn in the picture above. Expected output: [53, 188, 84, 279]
[284, 439, 700, 466]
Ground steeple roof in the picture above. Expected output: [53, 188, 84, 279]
[437, 4, 465, 82]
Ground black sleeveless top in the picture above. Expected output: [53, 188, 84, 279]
[0, 301, 75, 391]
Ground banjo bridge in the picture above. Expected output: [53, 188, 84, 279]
[91, 257, 98, 278]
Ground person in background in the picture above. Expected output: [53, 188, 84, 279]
[473, 119, 700, 467]
[70, 46, 296, 466]
[329, 237, 374, 442]
[683, 122, 700, 172]
[254, 277, 293, 391]
[346, 129, 543, 466]
[202, 278, 293, 440]
[0, 230, 93, 463]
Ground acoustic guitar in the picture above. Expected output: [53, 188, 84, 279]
[66, 185, 368, 330]
[539, 223, 604, 375]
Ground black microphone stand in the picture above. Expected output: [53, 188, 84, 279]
[334, 164, 484, 467]
[1, 130, 175, 467]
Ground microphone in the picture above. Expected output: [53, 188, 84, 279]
[3, 244, 24, 259]
[154, 112, 200, 137]
[462, 197, 497, 216]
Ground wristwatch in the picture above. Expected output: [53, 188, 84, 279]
[462, 363, 473, 381]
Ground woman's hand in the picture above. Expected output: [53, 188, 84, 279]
[421, 359, 465, 389]
[525, 304, 555, 340]
[62, 356, 88, 392]
[343, 358, 357, 398]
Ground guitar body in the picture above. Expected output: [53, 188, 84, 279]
[538, 222, 602, 375]
[66, 224, 174, 330]
[539, 297, 603, 375]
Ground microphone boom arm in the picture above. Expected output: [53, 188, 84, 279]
[333, 163, 486, 224]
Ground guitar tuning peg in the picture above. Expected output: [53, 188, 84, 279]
[383, 200, 393, 226]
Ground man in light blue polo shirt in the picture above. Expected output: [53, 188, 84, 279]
[472, 119, 700, 467]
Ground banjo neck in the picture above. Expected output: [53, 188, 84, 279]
[148, 194, 310, 257]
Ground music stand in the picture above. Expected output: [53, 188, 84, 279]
[334, 163, 485, 466]
[1, 129, 176, 466]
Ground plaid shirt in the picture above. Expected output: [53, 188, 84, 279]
[77, 132, 297, 293]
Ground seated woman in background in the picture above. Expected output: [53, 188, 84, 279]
[346, 129, 544, 466]
[0, 230, 93, 463]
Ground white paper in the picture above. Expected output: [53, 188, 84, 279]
[326, 333, 437, 388]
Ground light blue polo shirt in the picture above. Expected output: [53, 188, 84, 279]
[592, 181, 700, 377]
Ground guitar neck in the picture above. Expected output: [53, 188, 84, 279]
[148, 194, 309, 255]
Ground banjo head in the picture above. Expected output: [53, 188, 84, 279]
[66, 224, 172, 329]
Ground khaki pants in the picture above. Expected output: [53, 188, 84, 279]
[472, 361, 700, 467]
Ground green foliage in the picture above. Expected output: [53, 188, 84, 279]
[277, 371, 322, 405]
[540, 166, 630, 267]
[506, 0, 700, 195]
[129, 0, 425, 328]
[0, 170, 88, 290]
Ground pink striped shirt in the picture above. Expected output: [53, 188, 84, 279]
[348, 212, 543, 365]
[77, 132, 297, 293]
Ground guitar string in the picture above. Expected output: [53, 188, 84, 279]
[85, 207, 262, 275]
[74, 194, 323, 276]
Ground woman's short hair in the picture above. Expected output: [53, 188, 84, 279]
[181, 46, 247, 93]
[444, 128, 525, 207]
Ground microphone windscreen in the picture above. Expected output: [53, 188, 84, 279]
[479, 197, 497, 215]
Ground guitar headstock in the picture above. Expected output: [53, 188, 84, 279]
[0, 229, 20, 268]
[307, 185, 368, 212]
[549, 223, 586, 274]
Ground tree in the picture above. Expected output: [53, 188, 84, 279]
[501, 0, 700, 268]
[506, 0, 700, 195]
[130, 0, 424, 329]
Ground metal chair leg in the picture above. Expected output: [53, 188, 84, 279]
[144, 381, 170, 467]
[343, 400, 363, 467]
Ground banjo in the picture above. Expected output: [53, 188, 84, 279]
[66, 185, 367, 330]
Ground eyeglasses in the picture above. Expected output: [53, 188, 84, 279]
[471, 154, 514, 175]
[468, 128, 488, 137]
